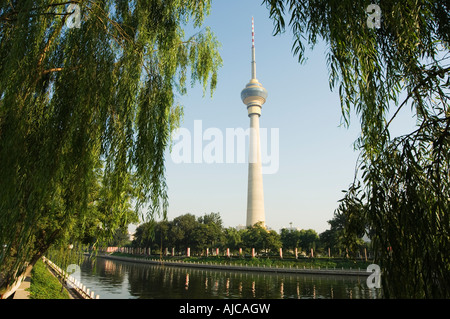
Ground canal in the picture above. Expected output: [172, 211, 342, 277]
[75, 256, 382, 299]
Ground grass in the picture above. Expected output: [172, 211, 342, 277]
[28, 259, 71, 299]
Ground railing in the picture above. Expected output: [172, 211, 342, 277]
[42, 256, 99, 299]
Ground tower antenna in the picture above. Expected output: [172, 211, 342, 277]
[251, 17, 256, 79]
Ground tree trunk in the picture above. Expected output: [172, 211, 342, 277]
[0, 249, 45, 299]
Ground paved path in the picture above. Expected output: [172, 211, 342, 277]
[12, 275, 30, 299]
[12, 262, 81, 299]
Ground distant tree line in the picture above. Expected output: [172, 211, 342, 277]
[130, 212, 370, 258]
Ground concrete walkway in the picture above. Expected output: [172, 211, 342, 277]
[12, 275, 31, 299]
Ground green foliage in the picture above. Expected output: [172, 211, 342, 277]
[319, 212, 346, 255]
[29, 259, 70, 299]
[280, 228, 321, 253]
[264, 0, 450, 298]
[241, 222, 282, 254]
[134, 215, 289, 256]
[0, 0, 222, 295]
[133, 212, 225, 254]
[133, 213, 369, 259]
[338, 135, 450, 298]
[223, 227, 243, 251]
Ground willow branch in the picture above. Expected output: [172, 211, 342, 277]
[0, 1, 80, 22]
[42, 67, 64, 74]
[37, 14, 68, 69]
[41, 65, 82, 75]
[383, 66, 450, 136]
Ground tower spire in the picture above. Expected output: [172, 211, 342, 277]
[252, 16, 255, 48]
[251, 17, 256, 80]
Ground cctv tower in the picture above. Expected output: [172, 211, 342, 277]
[241, 18, 268, 227]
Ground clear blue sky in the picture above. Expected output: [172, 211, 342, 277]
[157, 0, 417, 234]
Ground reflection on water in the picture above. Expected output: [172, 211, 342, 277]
[78, 257, 382, 299]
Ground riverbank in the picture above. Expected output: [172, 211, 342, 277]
[97, 253, 372, 277]
[26, 260, 71, 299]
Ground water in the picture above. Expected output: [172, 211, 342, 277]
[77, 256, 382, 299]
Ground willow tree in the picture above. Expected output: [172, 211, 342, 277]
[263, 0, 449, 298]
[0, 0, 221, 297]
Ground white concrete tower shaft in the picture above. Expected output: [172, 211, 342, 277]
[240, 17, 268, 227]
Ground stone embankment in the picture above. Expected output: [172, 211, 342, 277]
[97, 254, 371, 277]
